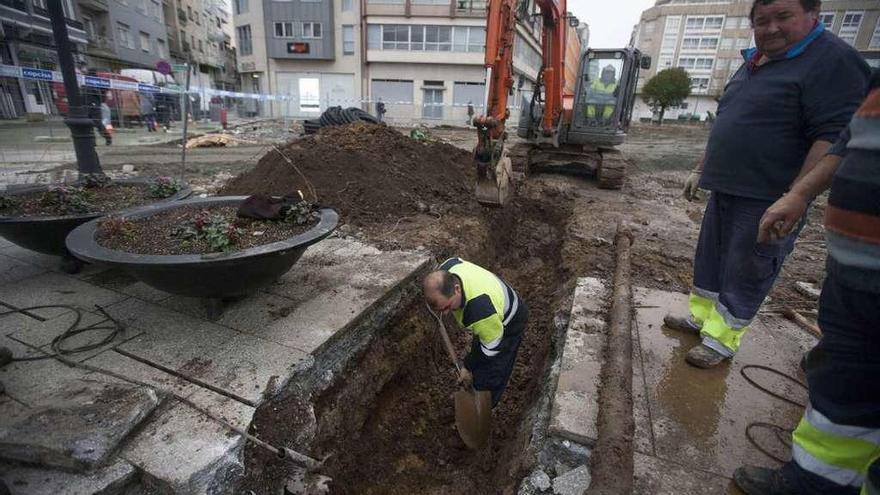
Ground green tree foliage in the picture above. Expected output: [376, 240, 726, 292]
[642, 68, 692, 125]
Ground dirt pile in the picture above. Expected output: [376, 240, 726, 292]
[220, 122, 477, 225]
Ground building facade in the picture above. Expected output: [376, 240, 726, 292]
[0, 0, 88, 116]
[162, 0, 237, 93]
[233, 0, 553, 124]
[77, 0, 170, 71]
[631, 0, 880, 122]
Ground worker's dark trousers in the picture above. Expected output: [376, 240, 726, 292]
[782, 272, 880, 494]
[467, 302, 529, 408]
[691, 192, 803, 355]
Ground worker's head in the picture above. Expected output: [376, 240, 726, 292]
[750, 0, 820, 58]
[601, 65, 617, 84]
[423, 270, 462, 315]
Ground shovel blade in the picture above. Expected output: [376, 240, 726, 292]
[454, 389, 492, 449]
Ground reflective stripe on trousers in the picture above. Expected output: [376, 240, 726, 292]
[792, 403, 880, 490]
[688, 292, 748, 357]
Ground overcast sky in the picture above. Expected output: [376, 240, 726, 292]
[570, 0, 657, 48]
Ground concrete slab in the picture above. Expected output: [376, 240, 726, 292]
[0, 380, 159, 471]
[120, 397, 250, 495]
[632, 287, 812, 478]
[82, 269, 173, 303]
[632, 452, 735, 494]
[109, 298, 240, 373]
[549, 277, 608, 447]
[0, 254, 46, 286]
[0, 459, 136, 495]
[0, 272, 127, 319]
[0, 335, 91, 407]
[82, 350, 200, 400]
[0, 244, 108, 280]
[257, 239, 431, 353]
[552, 465, 591, 495]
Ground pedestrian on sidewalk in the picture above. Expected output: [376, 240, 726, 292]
[82, 80, 112, 146]
[376, 98, 386, 123]
[140, 91, 157, 132]
[734, 70, 880, 495]
[664, 0, 870, 368]
[467, 100, 475, 126]
[422, 257, 528, 408]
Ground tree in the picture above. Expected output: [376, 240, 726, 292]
[642, 68, 691, 125]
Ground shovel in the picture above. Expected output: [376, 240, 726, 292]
[426, 305, 492, 450]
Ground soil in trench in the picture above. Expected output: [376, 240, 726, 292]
[231, 123, 586, 494]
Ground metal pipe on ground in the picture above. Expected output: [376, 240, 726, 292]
[586, 223, 635, 495]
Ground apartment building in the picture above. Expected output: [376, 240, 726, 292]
[162, 0, 238, 92]
[233, 0, 550, 124]
[77, 0, 169, 71]
[0, 0, 88, 115]
[631, 0, 880, 121]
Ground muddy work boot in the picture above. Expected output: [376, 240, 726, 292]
[685, 344, 727, 368]
[734, 466, 796, 495]
[663, 314, 702, 335]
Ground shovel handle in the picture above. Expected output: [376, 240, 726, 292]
[426, 304, 462, 374]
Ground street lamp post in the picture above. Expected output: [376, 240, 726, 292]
[47, 0, 103, 175]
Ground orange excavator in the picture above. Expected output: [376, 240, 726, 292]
[473, 0, 651, 205]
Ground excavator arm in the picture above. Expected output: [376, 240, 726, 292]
[474, 0, 569, 206]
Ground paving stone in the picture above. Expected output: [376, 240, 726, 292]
[0, 272, 127, 319]
[0, 379, 159, 471]
[188, 332, 309, 405]
[552, 465, 591, 495]
[0, 237, 13, 248]
[1, 459, 137, 495]
[0, 335, 91, 407]
[0, 254, 46, 286]
[633, 452, 734, 494]
[120, 398, 249, 495]
[82, 351, 199, 401]
[0, 244, 108, 280]
[82, 269, 173, 303]
[549, 277, 608, 447]
[110, 298, 240, 373]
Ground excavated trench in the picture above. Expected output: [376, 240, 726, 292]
[236, 189, 578, 494]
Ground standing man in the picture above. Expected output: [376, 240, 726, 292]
[376, 98, 386, 123]
[423, 257, 528, 408]
[734, 71, 880, 495]
[665, 0, 870, 368]
[466, 100, 475, 126]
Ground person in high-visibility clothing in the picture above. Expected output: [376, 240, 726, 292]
[584, 65, 618, 122]
[734, 70, 880, 495]
[423, 257, 528, 408]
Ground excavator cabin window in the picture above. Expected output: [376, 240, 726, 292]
[582, 57, 624, 126]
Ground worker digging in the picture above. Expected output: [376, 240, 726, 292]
[0, 0, 878, 493]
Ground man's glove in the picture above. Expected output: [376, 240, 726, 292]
[683, 169, 702, 201]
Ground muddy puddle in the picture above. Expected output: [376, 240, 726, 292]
[236, 191, 576, 494]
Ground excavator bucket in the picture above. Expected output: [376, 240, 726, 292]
[476, 155, 513, 206]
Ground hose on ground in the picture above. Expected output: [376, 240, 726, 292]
[0, 304, 123, 362]
[741, 364, 807, 464]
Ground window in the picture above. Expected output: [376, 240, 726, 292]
[720, 37, 733, 49]
[426, 25, 451, 51]
[871, 17, 880, 49]
[690, 77, 710, 92]
[302, 22, 322, 39]
[117, 22, 133, 49]
[299, 78, 320, 112]
[724, 17, 740, 29]
[819, 12, 834, 30]
[274, 22, 294, 38]
[187, 6, 192, 19]
[695, 58, 713, 70]
[82, 14, 95, 39]
[237, 25, 252, 55]
[343, 25, 355, 55]
[150, 0, 160, 19]
[739, 17, 750, 29]
[682, 37, 699, 49]
[134, 0, 145, 13]
[234, 0, 248, 14]
[139, 31, 150, 52]
[372, 79, 414, 104]
[700, 37, 717, 49]
[686, 16, 723, 32]
[383, 24, 409, 49]
[453, 81, 485, 108]
[342, 0, 353, 10]
[716, 58, 729, 71]
[198, 39, 203, 52]
[678, 57, 713, 70]
[368, 25, 380, 49]
[682, 36, 717, 50]
[157, 38, 166, 58]
[194, 11, 200, 24]
[839, 11, 863, 46]
[468, 27, 485, 52]
[368, 24, 483, 52]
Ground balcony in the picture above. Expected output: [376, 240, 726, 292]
[87, 35, 116, 55]
[79, 0, 109, 12]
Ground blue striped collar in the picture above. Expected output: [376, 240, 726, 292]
[742, 21, 825, 62]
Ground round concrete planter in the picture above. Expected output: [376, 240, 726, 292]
[65, 197, 339, 319]
[0, 178, 192, 273]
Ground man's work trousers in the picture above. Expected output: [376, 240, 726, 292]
[689, 192, 801, 356]
[782, 273, 880, 494]
[467, 301, 529, 408]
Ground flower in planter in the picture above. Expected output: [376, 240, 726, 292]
[282, 200, 319, 226]
[101, 216, 137, 241]
[39, 186, 95, 214]
[149, 176, 183, 199]
[171, 209, 244, 253]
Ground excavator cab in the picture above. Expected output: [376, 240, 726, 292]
[567, 48, 648, 147]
